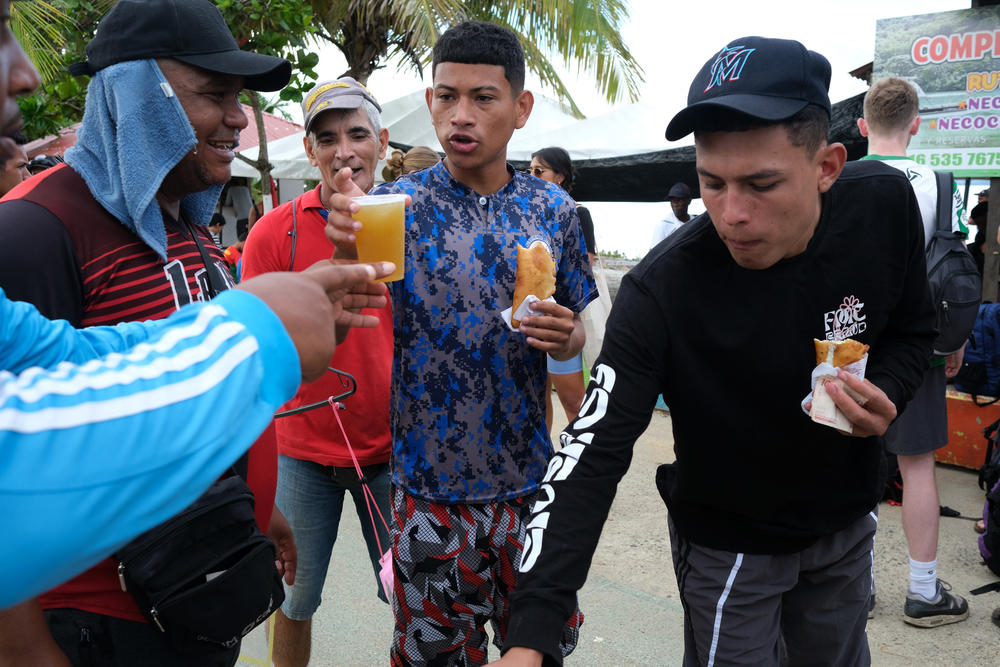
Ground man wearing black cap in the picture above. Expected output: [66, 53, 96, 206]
[241, 77, 393, 667]
[0, 1, 294, 664]
[497, 36, 934, 666]
[649, 181, 693, 248]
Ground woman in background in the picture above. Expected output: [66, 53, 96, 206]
[529, 146, 596, 431]
[383, 146, 440, 181]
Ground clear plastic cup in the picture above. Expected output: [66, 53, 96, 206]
[350, 194, 406, 282]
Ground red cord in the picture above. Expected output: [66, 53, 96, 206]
[328, 399, 390, 554]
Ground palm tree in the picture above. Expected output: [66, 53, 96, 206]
[218, 1, 320, 205]
[311, 0, 643, 117]
[11, 1, 116, 84]
[11, 1, 68, 85]
[11, 1, 117, 139]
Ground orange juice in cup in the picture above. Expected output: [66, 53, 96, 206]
[350, 194, 406, 282]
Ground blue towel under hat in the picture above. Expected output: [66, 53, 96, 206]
[65, 59, 224, 261]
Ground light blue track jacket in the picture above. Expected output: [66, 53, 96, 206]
[0, 287, 300, 608]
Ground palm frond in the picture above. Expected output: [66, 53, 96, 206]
[507, 23, 586, 118]
[477, 0, 644, 106]
[11, 1, 69, 84]
[313, 0, 643, 111]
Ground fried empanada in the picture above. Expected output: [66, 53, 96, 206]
[813, 338, 870, 367]
[512, 243, 556, 328]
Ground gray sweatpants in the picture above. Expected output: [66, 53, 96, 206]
[669, 509, 877, 667]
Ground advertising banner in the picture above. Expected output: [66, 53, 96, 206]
[874, 6, 1000, 177]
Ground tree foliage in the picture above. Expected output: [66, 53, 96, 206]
[216, 0, 320, 104]
[13, 0, 114, 139]
[311, 0, 644, 118]
[15, 0, 320, 143]
[14, 0, 321, 200]
[14, 0, 642, 168]
[215, 0, 321, 196]
[10, 1, 73, 84]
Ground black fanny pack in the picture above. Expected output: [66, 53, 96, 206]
[114, 463, 284, 656]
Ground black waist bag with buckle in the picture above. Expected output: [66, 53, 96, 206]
[114, 456, 284, 656]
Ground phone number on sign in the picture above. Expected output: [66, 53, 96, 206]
[912, 152, 1000, 168]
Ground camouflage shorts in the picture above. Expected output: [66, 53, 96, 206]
[389, 486, 583, 666]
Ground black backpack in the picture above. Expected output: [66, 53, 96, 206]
[966, 423, 1000, 598]
[925, 171, 981, 355]
[954, 303, 1000, 404]
[977, 475, 1000, 580]
[980, 418, 1000, 495]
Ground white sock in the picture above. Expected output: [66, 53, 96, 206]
[909, 557, 938, 600]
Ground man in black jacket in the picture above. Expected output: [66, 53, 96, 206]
[495, 36, 934, 666]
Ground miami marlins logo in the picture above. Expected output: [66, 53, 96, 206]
[704, 45, 756, 92]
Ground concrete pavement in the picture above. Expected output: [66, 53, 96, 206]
[239, 408, 1000, 666]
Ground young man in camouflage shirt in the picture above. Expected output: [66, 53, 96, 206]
[326, 20, 595, 667]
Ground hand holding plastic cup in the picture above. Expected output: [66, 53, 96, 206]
[350, 194, 406, 282]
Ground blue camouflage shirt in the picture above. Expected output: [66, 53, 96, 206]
[373, 162, 597, 503]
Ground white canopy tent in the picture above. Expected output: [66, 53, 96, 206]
[231, 132, 317, 180]
[378, 88, 592, 160]
[228, 88, 701, 205]
[231, 88, 603, 180]
[526, 100, 675, 160]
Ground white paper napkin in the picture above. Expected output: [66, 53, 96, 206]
[501, 294, 557, 332]
[801, 355, 868, 433]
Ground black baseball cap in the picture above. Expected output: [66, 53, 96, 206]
[665, 36, 832, 141]
[68, 0, 291, 92]
[667, 183, 692, 200]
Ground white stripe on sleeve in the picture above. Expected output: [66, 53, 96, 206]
[0, 335, 259, 433]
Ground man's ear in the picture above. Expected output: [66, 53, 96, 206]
[377, 127, 389, 160]
[514, 89, 534, 130]
[909, 115, 921, 137]
[303, 135, 318, 167]
[857, 117, 869, 138]
[816, 142, 847, 194]
[424, 86, 433, 113]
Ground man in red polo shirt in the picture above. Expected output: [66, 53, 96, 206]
[241, 76, 393, 667]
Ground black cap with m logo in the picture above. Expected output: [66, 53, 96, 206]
[666, 36, 832, 141]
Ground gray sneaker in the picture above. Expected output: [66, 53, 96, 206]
[903, 579, 969, 627]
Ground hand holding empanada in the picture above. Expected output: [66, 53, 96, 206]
[808, 338, 870, 433]
[511, 243, 556, 329]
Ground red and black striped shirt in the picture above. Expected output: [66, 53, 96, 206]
[0, 163, 233, 326]
[0, 163, 274, 624]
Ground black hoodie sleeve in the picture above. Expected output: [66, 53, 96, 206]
[505, 273, 668, 664]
